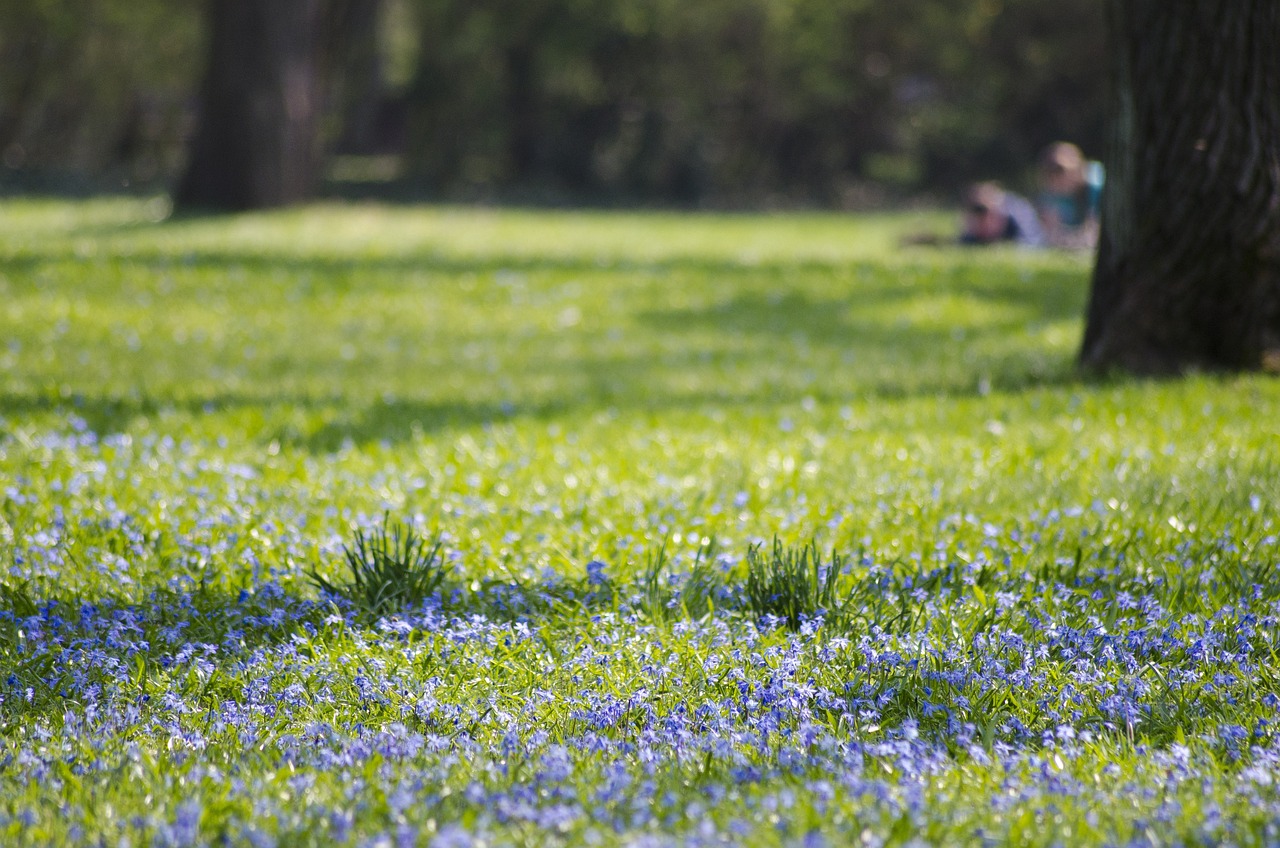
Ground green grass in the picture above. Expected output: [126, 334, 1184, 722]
[310, 515, 447, 618]
[743, 538, 850, 630]
[1, 197, 1278, 846]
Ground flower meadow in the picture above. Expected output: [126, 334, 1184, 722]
[2, 199, 1280, 846]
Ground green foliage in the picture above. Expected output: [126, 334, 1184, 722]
[0, 0, 201, 180]
[638, 539, 723, 623]
[403, 0, 1106, 202]
[744, 537, 847, 630]
[3, 0, 1103, 201]
[638, 544, 676, 622]
[0, 577, 38, 619]
[310, 515, 446, 616]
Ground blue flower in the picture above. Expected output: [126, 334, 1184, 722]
[586, 560, 608, 587]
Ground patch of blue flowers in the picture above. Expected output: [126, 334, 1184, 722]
[2, 417, 1280, 845]
[4, 555, 1280, 845]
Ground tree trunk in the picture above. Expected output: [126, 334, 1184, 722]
[505, 44, 539, 182]
[331, 0, 387, 155]
[174, 0, 326, 211]
[1080, 0, 1280, 374]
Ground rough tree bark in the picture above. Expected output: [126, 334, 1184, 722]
[174, 0, 327, 211]
[1080, 0, 1280, 374]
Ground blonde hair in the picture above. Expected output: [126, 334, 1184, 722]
[965, 181, 1005, 213]
[1040, 142, 1086, 178]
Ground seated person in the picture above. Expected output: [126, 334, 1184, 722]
[959, 182, 1045, 247]
[1037, 142, 1104, 249]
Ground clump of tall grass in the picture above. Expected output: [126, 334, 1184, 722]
[638, 539, 724, 623]
[310, 515, 447, 617]
[744, 538, 851, 630]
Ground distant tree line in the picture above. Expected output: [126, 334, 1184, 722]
[407, 0, 1106, 204]
[0, 0, 202, 189]
[0, 0, 1105, 206]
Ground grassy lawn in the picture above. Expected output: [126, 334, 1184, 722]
[1, 197, 1278, 846]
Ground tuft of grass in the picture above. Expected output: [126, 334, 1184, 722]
[638, 539, 724, 623]
[638, 544, 677, 623]
[0, 578, 39, 619]
[744, 537, 848, 630]
[310, 515, 446, 617]
[678, 541, 724, 621]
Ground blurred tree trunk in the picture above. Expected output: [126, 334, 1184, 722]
[332, 0, 386, 155]
[0, 34, 46, 153]
[174, 0, 326, 211]
[1081, 1, 1280, 374]
[505, 44, 539, 182]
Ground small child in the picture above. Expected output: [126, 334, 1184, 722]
[1037, 142, 1104, 250]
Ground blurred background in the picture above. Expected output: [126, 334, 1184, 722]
[0, 0, 1104, 208]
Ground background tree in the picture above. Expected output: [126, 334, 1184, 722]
[399, 0, 1108, 205]
[1080, 1, 1280, 374]
[331, 0, 397, 156]
[0, 0, 199, 187]
[3, 0, 1107, 207]
[174, 0, 332, 211]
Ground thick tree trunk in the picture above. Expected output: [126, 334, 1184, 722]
[332, 0, 387, 155]
[174, 0, 326, 211]
[1080, 0, 1280, 374]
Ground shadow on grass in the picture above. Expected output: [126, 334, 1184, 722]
[2, 240, 1087, 319]
[0, 569, 621, 725]
[0, 580, 324, 722]
[0, 359, 1096, 454]
[1, 241, 1094, 449]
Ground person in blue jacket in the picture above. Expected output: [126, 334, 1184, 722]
[1037, 142, 1104, 250]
